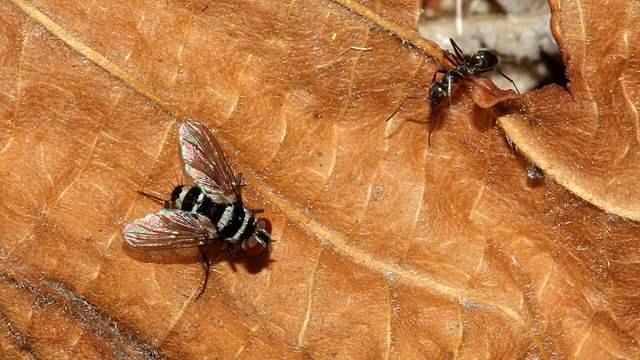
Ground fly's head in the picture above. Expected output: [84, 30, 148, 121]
[242, 218, 272, 255]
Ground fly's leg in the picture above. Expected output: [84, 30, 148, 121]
[235, 173, 246, 188]
[196, 247, 211, 299]
[234, 172, 246, 207]
[227, 243, 238, 258]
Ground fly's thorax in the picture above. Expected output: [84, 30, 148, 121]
[221, 206, 253, 242]
[171, 185, 191, 210]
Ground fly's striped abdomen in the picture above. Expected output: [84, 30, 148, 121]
[176, 186, 230, 225]
[174, 186, 255, 242]
[196, 193, 227, 225]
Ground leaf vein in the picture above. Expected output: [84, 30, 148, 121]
[296, 248, 322, 348]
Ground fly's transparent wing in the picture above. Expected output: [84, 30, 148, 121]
[179, 121, 239, 204]
[123, 209, 218, 249]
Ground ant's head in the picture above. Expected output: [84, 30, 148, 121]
[429, 82, 447, 106]
[469, 49, 499, 70]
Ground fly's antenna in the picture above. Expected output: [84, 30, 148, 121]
[137, 190, 171, 208]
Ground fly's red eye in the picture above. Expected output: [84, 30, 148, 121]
[257, 218, 272, 234]
[243, 237, 267, 255]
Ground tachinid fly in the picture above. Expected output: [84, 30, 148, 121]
[123, 121, 271, 298]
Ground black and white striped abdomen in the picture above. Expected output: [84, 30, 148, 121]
[172, 186, 255, 242]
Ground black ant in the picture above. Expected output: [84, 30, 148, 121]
[426, 38, 519, 147]
[430, 38, 519, 106]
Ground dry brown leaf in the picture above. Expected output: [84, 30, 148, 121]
[499, 0, 640, 221]
[0, 0, 639, 359]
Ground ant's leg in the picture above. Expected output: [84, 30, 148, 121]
[401, 69, 447, 104]
[196, 247, 211, 299]
[446, 74, 455, 104]
[449, 38, 467, 63]
[443, 51, 461, 67]
[443, 51, 457, 66]
[431, 69, 448, 83]
[495, 69, 520, 93]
